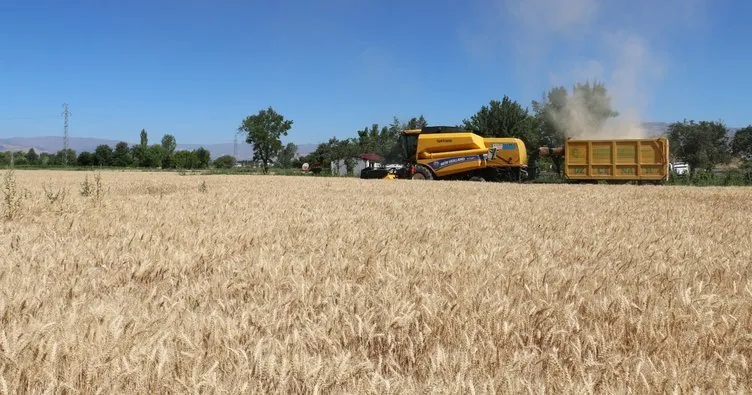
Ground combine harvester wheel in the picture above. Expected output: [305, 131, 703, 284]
[410, 165, 433, 180]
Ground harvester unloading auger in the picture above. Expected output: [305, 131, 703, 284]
[360, 126, 671, 184]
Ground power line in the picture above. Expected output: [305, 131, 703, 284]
[62, 103, 71, 166]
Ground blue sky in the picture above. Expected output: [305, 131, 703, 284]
[1, 0, 749, 145]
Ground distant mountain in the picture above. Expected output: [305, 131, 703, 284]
[0, 136, 318, 159]
[0, 136, 123, 155]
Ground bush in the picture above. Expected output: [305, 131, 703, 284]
[80, 172, 106, 205]
[213, 155, 236, 169]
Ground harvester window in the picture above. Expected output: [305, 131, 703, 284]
[401, 134, 419, 161]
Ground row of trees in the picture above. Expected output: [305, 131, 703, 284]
[235, 106, 428, 174]
[0, 129, 227, 169]
[239, 81, 751, 178]
[667, 121, 751, 176]
[5, 81, 748, 177]
[0, 121, 298, 171]
[235, 83, 623, 175]
[293, 116, 428, 174]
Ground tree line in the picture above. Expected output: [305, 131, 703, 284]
[0, 129, 241, 170]
[239, 81, 752, 179]
[4, 80, 750, 179]
[239, 81, 627, 175]
[236, 106, 429, 174]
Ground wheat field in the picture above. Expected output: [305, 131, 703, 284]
[1, 169, 751, 394]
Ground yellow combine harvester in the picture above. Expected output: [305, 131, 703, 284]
[360, 126, 528, 182]
[359, 126, 670, 184]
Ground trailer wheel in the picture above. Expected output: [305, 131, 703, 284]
[411, 165, 433, 180]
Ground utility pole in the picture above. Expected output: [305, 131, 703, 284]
[233, 133, 238, 159]
[62, 103, 71, 166]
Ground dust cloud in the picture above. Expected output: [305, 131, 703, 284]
[502, 0, 707, 140]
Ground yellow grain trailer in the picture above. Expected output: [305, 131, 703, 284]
[563, 137, 670, 183]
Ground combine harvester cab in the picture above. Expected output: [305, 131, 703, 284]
[542, 137, 670, 184]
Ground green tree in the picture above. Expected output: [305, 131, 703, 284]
[194, 147, 211, 168]
[134, 129, 149, 166]
[140, 129, 148, 148]
[130, 144, 145, 167]
[145, 145, 165, 168]
[12, 151, 28, 166]
[25, 148, 39, 165]
[303, 138, 336, 168]
[731, 126, 752, 160]
[356, 124, 390, 157]
[463, 96, 539, 148]
[404, 115, 428, 129]
[55, 149, 77, 166]
[667, 119, 731, 177]
[112, 142, 132, 167]
[161, 134, 177, 168]
[213, 155, 236, 169]
[161, 134, 176, 153]
[94, 144, 113, 166]
[354, 115, 427, 164]
[276, 142, 297, 168]
[77, 151, 95, 167]
[173, 150, 197, 169]
[384, 119, 404, 163]
[310, 137, 359, 175]
[301, 114, 427, 170]
[238, 106, 293, 174]
[38, 153, 52, 166]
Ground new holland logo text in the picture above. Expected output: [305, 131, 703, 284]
[428, 155, 480, 170]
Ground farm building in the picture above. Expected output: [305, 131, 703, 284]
[330, 153, 381, 176]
